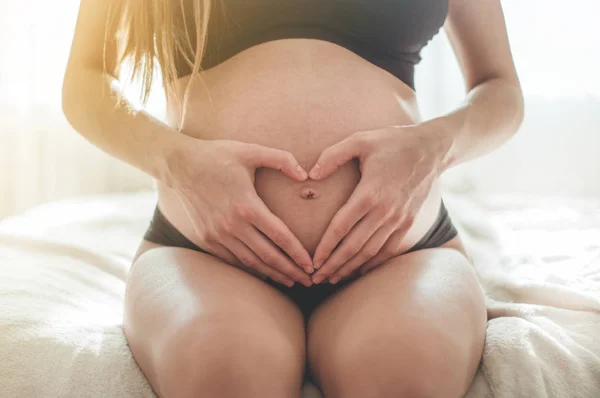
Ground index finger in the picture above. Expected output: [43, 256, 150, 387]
[251, 199, 314, 272]
[312, 185, 374, 268]
[242, 144, 308, 182]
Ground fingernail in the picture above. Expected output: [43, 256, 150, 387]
[286, 280, 295, 288]
[314, 260, 323, 270]
[305, 266, 314, 274]
[330, 276, 341, 284]
[304, 280, 313, 287]
[297, 164, 308, 179]
[309, 164, 321, 179]
[312, 276, 323, 285]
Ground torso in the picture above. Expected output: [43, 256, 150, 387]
[157, 38, 444, 256]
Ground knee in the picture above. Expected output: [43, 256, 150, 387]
[312, 248, 486, 398]
[323, 326, 481, 398]
[154, 315, 303, 398]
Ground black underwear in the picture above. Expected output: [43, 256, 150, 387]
[143, 200, 458, 320]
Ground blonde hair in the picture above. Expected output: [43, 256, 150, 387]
[106, 0, 212, 108]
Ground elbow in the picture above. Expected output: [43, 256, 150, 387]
[495, 75, 525, 136]
[61, 70, 80, 130]
[469, 73, 525, 136]
[511, 81, 525, 134]
[62, 66, 99, 133]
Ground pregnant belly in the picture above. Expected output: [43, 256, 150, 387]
[159, 38, 441, 256]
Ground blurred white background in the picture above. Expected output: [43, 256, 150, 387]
[0, 0, 599, 219]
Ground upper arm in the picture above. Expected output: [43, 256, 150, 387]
[65, 0, 122, 78]
[445, 0, 521, 90]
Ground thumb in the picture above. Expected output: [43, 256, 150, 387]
[242, 144, 308, 181]
[309, 134, 364, 180]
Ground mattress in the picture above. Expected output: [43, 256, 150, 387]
[1, 189, 599, 397]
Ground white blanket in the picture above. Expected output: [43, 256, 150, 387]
[0, 190, 599, 398]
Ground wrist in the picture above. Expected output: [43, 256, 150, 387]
[160, 132, 203, 189]
[413, 118, 456, 175]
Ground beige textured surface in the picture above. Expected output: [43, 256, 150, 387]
[1, 190, 600, 397]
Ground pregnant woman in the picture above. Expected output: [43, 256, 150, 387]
[63, 0, 524, 396]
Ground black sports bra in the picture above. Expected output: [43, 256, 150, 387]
[175, 0, 449, 90]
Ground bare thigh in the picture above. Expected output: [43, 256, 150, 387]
[307, 240, 487, 398]
[124, 241, 306, 398]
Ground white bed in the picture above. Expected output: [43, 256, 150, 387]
[1, 187, 599, 398]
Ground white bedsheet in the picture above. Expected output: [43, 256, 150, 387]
[0, 189, 599, 397]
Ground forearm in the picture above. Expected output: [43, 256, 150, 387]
[62, 67, 193, 187]
[422, 77, 525, 172]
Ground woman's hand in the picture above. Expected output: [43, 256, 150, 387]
[308, 124, 450, 284]
[169, 137, 314, 287]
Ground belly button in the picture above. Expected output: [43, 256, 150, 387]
[300, 187, 319, 200]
